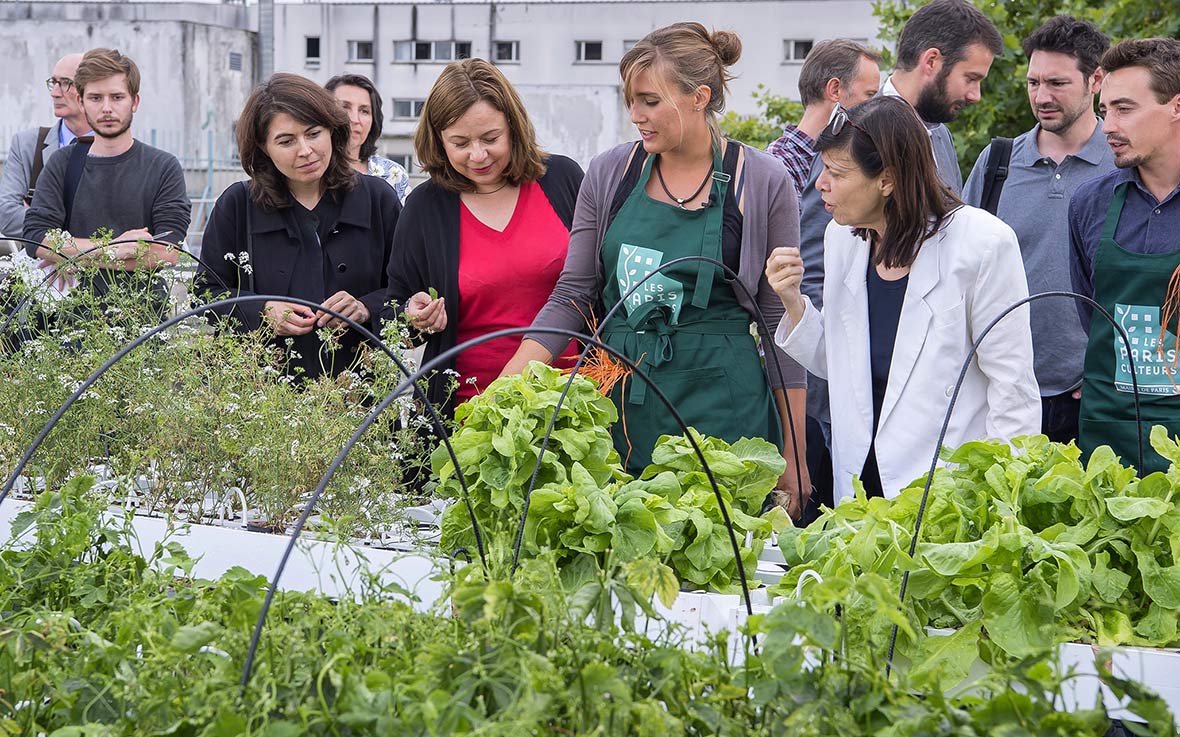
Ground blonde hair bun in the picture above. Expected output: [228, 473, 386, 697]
[710, 30, 742, 67]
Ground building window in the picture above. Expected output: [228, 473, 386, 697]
[348, 40, 374, 62]
[623, 40, 639, 53]
[392, 100, 426, 119]
[493, 41, 520, 63]
[305, 36, 321, 68]
[393, 40, 471, 63]
[784, 39, 814, 62]
[576, 41, 603, 62]
[228, 51, 243, 72]
[388, 153, 414, 173]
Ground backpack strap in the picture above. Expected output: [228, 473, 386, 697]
[62, 137, 93, 226]
[608, 141, 647, 223]
[723, 139, 743, 212]
[980, 137, 1013, 216]
[24, 126, 52, 205]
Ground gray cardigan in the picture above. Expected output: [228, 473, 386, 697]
[528, 140, 806, 389]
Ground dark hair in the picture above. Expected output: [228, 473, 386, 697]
[798, 39, 883, 107]
[816, 96, 959, 269]
[1021, 16, 1109, 79]
[1101, 38, 1180, 104]
[325, 73, 384, 161]
[414, 58, 546, 194]
[236, 73, 355, 211]
[75, 48, 141, 96]
[620, 22, 742, 144]
[895, 0, 1003, 72]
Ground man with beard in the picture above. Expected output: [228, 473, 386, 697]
[963, 16, 1113, 444]
[0, 53, 91, 244]
[784, 0, 1000, 523]
[1069, 38, 1180, 475]
[23, 48, 189, 294]
[879, 0, 1002, 194]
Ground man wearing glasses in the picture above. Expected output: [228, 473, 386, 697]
[0, 53, 91, 243]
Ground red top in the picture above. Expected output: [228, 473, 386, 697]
[455, 181, 576, 402]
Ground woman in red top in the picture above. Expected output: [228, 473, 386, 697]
[384, 59, 582, 412]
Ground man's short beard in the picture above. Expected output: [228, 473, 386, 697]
[86, 115, 132, 140]
[1114, 152, 1148, 170]
[1038, 103, 1088, 135]
[914, 68, 957, 124]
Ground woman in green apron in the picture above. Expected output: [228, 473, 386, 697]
[503, 23, 809, 516]
[1078, 181, 1180, 475]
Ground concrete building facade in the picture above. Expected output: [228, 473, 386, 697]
[0, 0, 879, 239]
[272, 0, 879, 170]
[0, 2, 256, 165]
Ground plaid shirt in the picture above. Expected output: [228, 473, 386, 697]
[766, 124, 817, 207]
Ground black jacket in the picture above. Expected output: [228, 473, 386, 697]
[197, 175, 401, 379]
[384, 154, 583, 413]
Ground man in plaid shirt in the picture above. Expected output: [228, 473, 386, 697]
[767, 40, 882, 203]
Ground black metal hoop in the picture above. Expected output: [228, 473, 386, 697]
[238, 324, 765, 688]
[884, 291, 1143, 676]
[0, 295, 486, 579]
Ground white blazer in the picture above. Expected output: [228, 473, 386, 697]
[776, 205, 1041, 502]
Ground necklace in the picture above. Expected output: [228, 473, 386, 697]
[654, 155, 713, 210]
[472, 181, 510, 195]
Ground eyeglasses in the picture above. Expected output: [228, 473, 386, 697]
[45, 77, 76, 92]
[826, 105, 875, 145]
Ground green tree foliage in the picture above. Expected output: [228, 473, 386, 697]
[872, 0, 1180, 175]
[719, 83, 804, 150]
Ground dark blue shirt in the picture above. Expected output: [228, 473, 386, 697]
[1069, 167, 1180, 327]
[866, 263, 908, 428]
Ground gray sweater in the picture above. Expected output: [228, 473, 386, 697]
[23, 140, 190, 252]
[527, 140, 806, 389]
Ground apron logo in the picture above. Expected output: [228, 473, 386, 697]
[1114, 303, 1180, 395]
[617, 244, 683, 322]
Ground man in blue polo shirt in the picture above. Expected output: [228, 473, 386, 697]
[964, 16, 1113, 444]
[1070, 37, 1180, 475]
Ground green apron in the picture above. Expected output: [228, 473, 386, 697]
[599, 143, 780, 476]
[1078, 181, 1180, 475]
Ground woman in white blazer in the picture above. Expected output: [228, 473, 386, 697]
[766, 96, 1040, 502]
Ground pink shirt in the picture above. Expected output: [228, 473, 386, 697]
[455, 181, 576, 402]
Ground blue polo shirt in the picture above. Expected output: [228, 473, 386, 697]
[963, 119, 1114, 394]
[1069, 167, 1180, 329]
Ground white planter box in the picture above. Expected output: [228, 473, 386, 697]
[1058, 641, 1180, 727]
[0, 499, 447, 610]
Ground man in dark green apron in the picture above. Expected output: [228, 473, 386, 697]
[1069, 38, 1180, 475]
[599, 143, 780, 475]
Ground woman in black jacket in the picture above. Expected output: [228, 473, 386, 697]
[384, 59, 582, 413]
[197, 73, 401, 380]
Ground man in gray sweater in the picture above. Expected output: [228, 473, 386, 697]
[22, 48, 189, 286]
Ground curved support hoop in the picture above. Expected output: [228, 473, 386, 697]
[884, 291, 1143, 675]
[239, 324, 762, 689]
[0, 236, 232, 340]
[0, 294, 486, 580]
[512, 255, 805, 577]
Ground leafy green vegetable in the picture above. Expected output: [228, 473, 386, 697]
[435, 363, 785, 592]
[774, 426, 1180, 676]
